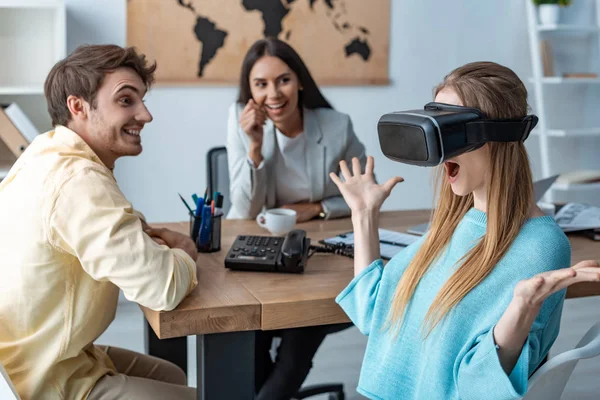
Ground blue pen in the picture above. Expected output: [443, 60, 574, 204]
[195, 196, 204, 216]
[198, 204, 212, 246]
[191, 197, 204, 241]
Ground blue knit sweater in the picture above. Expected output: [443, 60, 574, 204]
[336, 208, 571, 400]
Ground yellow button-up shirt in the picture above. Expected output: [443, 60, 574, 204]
[0, 126, 198, 399]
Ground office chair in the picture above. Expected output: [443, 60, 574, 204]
[206, 146, 345, 400]
[293, 383, 345, 400]
[206, 146, 231, 216]
[524, 320, 600, 399]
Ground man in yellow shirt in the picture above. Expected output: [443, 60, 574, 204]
[0, 45, 197, 399]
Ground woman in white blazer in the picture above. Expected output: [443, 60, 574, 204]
[227, 38, 358, 400]
[226, 39, 367, 222]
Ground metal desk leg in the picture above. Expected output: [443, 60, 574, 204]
[197, 331, 256, 400]
[144, 320, 188, 379]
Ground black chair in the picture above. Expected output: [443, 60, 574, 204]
[206, 146, 231, 216]
[294, 383, 345, 400]
[206, 146, 346, 400]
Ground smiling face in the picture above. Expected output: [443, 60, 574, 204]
[248, 55, 302, 126]
[72, 67, 153, 168]
[435, 87, 490, 200]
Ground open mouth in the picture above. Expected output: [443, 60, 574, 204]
[122, 128, 141, 137]
[444, 161, 460, 179]
[265, 102, 287, 110]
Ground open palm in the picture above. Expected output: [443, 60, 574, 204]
[330, 156, 404, 213]
[514, 260, 600, 307]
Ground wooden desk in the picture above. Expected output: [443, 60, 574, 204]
[143, 210, 600, 399]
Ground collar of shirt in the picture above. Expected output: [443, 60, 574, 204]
[51, 125, 113, 174]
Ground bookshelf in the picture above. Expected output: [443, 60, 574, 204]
[525, 0, 600, 205]
[0, 0, 65, 177]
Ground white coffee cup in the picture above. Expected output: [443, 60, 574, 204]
[256, 208, 297, 235]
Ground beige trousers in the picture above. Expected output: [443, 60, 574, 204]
[87, 346, 196, 400]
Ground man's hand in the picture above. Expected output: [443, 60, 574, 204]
[280, 202, 323, 223]
[144, 227, 198, 261]
[140, 220, 167, 246]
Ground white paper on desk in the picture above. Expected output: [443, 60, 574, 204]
[554, 203, 600, 232]
[323, 229, 421, 259]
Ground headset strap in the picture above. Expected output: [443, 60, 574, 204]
[466, 115, 538, 143]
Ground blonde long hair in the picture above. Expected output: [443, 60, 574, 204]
[387, 62, 534, 336]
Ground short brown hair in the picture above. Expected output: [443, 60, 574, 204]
[44, 44, 157, 126]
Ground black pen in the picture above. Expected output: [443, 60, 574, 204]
[178, 193, 194, 215]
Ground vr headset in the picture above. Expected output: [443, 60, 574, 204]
[377, 102, 538, 167]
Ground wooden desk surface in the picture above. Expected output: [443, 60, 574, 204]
[144, 210, 600, 338]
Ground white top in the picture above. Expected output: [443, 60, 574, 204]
[273, 130, 311, 205]
[245, 130, 312, 206]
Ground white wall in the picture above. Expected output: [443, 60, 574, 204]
[66, 0, 562, 222]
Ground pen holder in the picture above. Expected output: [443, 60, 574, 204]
[189, 211, 222, 253]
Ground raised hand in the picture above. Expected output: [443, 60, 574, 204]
[329, 156, 403, 214]
[513, 260, 600, 308]
[240, 97, 267, 146]
[493, 259, 600, 374]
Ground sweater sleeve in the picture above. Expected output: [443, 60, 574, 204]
[335, 259, 384, 336]
[455, 293, 565, 400]
[335, 234, 427, 336]
[455, 222, 571, 400]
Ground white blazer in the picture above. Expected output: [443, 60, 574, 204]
[226, 102, 367, 220]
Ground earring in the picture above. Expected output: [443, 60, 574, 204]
[299, 86, 304, 91]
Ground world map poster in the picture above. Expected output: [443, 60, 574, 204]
[126, 0, 390, 85]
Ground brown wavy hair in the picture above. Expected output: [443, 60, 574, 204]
[44, 44, 156, 126]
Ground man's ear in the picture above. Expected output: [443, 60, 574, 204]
[66, 95, 89, 121]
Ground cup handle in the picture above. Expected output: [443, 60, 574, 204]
[256, 212, 267, 228]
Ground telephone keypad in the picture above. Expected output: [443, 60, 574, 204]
[225, 235, 285, 272]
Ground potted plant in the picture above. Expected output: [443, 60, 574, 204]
[533, 0, 572, 26]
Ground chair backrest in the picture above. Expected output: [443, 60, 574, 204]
[524, 320, 600, 400]
[0, 361, 20, 400]
[206, 146, 231, 216]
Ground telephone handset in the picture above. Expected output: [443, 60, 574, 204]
[224, 229, 311, 273]
[279, 229, 310, 273]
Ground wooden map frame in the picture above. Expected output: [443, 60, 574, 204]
[126, 0, 390, 86]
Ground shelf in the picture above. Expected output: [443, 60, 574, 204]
[0, 3, 65, 95]
[0, 86, 44, 95]
[537, 24, 600, 33]
[529, 77, 600, 84]
[532, 128, 600, 137]
[0, 0, 63, 8]
[552, 182, 600, 192]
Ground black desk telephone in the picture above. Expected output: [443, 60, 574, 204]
[224, 229, 310, 273]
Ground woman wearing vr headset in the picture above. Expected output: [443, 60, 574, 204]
[226, 38, 359, 400]
[331, 61, 600, 399]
